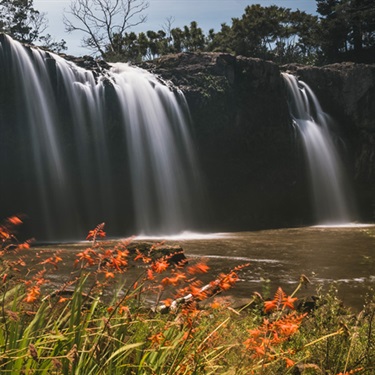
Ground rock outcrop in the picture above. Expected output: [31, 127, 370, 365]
[1, 34, 374, 234]
[141, 53, 375, 225]
[142, 53, 311, 230]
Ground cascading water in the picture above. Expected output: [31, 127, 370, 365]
[0, 34, 201, 240]
[282, 72, 355, 225]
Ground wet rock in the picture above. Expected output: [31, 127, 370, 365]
[128, 242, 186, 265]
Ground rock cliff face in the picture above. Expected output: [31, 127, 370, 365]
[282, 63, 375, 221]
[141, 53, 311, 230]
[1, 36, 374, 233]
[142, 53, 375, 226]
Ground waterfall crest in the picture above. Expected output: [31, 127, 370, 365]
[282, 72, 355, 225]
[0, 35, 201, 240]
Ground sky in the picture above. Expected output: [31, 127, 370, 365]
[34, 0, 317, 56]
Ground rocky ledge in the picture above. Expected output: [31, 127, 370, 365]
[140, 53, 375, 225]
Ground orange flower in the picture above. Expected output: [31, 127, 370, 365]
[285, 358, 295, 368]
[264, 287, 298, 313]
[282, 295, 298, 310]
[162, 298, 172, 307]
[147, 269, 155, 280]
[24, 286, 40, 303]
[247, 328, 263, 339]
[149, 332, 164, 345]
[134, 249, 151, 263]
[105, 271, 115, 279]
[218, 272, 239, 291]
[8, 216, 22, 225]
[190, 285, 208, 300]
[187, 262, 209, 275]
[118, 305, 130, 316]
[264, 300, 278, 313]
[151, 259, 169, 273]
[161, 272, 186, 286]
[40, 255, 63, 269]
[107, 253, 128, 271]
[252, 345, 266, 358]
[210, 301, 221, 309]
[18, 241, 31, 250]
[75, 248, 97, 266]
[276, 322, 299, 336]
[86, 222, 106, 241]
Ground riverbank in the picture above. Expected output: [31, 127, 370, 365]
[1, 219, 375, 374]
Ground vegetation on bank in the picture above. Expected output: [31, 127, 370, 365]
[0, 215, 374, 374]
[1, 0, 374, 64]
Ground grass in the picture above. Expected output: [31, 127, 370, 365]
[0, 216, 374, 374]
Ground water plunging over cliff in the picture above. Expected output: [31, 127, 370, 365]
[282, 73, 355, 225]
[0, 35, 201, 240]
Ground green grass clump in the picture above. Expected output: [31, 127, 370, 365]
[0, 216, 374, 374]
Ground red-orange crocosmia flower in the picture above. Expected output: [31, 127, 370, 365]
[86, 222, 106, 241]
[149, 332, 164, 345]
[187, 263, 210, 275]
[24, 286, 41, 303]
[161, 271, 186, 286]
[8, 216, 22, 225]
[282, 295, 298, 310]
[285, 358, 295, 368]
[105, 271, 115, 279]
[151, 259, 169, 273]
[264, 287, 298, 313]
[75, 248, 97, 266]
[147, 269, 155, 280]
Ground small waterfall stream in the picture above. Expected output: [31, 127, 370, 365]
[0, 35, 201, 240]
[282, 73, 355, 225]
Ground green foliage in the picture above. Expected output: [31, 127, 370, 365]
[0, 217, 374, 374]
[101, 1, 375, 65]
[208, 5, 320, 64]
[316, 0, 375, 63]
[0, 0, 45, 43]
[0, 0, 66, 52]
[103, 21, 206, 62]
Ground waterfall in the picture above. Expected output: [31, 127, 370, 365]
[0, 34, 201, 240]
[282, 72, 355, 225]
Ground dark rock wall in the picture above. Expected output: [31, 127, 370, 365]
[144, 53, 375, 227]
[283, 63, 375, 222]
[1, 37, 374, 233]
[142, 53, 313, 230]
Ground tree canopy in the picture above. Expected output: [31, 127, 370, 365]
[95, 0, 375, 65]
[1, 0, 374, 64]
[316, 0, 375, 63]
[0, 0, 66, 52]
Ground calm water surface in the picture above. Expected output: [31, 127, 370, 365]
[141, 225, 375, 310]
[30, 226, 375, 311]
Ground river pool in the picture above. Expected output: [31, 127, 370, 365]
[21, 225, 375, 311]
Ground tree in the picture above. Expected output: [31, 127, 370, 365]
[63, 0, 149, 57]
[183, 21, 205, 51]
[0, 0, 67, 52]
[346, 0, 375, 52]
[316, 0, 350, 61]
[0, 0, 47, 43]
[208, 5, 319, 63]
[316, 0, 375, 63]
